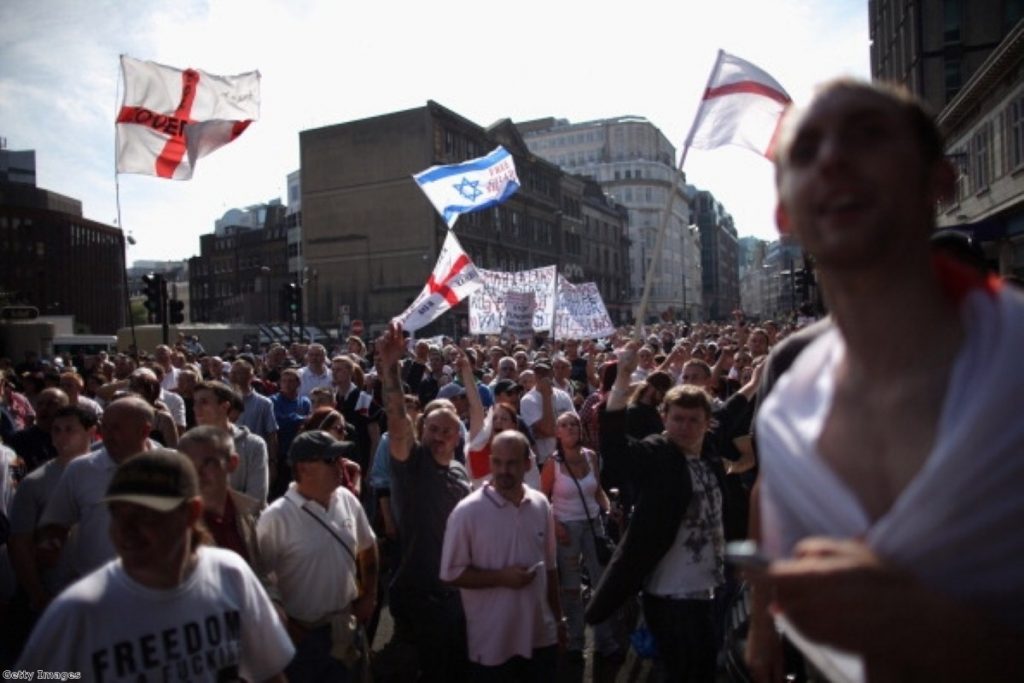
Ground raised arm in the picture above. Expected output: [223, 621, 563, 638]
[378, 323, 414, 462]
[456, 349, 484, 442]
[605, 341, 639, 412]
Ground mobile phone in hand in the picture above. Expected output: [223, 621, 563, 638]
[725, 540, 771, 570]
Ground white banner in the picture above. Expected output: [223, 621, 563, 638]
[469, 266, 557, 335]
[503, 291, 537, 338]
[554, 277, 616, 339]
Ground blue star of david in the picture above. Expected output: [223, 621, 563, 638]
[454, 177, 483, 201]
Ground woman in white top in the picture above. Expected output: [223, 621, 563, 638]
[540, 411, 617, 660]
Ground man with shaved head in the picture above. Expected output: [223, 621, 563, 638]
[38, 395, 154, 587]
[378, 322, 472, 682]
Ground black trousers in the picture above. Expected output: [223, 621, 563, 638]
[642, 593, 716, 683]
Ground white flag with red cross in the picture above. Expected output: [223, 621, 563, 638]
[393, 230, 483, 333]
[116, 55, 260, 180]
[685, 50, 792, 159]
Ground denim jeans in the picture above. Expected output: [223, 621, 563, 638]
[556, 518, 618, 655]
[285, 624, 351, 683]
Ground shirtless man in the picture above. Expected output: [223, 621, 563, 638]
[747, 79, 1023, 681]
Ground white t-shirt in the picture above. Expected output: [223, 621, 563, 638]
[757, 285, 1024, 631]
[297, 365, 332, 398]
[39, 446, 119, 582]
[519, 388, 576, 464]
[160, 388, 187, 428]
[17, 546, 294, 681]
[257, 484, 375, 622]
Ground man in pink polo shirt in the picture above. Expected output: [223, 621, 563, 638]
[441, 430, 566, 681]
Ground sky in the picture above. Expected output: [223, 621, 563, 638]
[1, 0, 871, 264]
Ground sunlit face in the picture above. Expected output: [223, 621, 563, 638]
[192, 389, 229, 426]
[179, 441, 233, 503]
[681, 365, 710, 388]
[51, 415, 94, 458]
[423, 410, 461, 459]
[331, 361, 352, 387]
[662, 404, 709, 454]
[519, 371, 536, 392]
[279, 374, 300, 397]
[555, 414, 582, 448]
[776, 85, 941, 268]
[306, 345, 326, 368]
[492, 406, 516, 433]
[490, 435, 529, 494]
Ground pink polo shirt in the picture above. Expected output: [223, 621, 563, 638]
[440, 483, 558, 666]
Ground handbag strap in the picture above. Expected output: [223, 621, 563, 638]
[287, 495, 358, 565]
[560, 450, 602, 542]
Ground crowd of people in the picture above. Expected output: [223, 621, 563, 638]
[0, 78, 1021, 682]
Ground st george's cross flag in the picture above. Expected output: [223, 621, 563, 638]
[685, 50, 792, 159]
[413, 146, 520, 228]
[116, 55, 260, 180]
[393, 230, 483, 333]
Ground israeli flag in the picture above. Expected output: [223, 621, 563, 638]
[413, 146, 521, 228]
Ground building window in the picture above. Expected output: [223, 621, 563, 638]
[944, 58, 961, 102]
[943, 0, 962, 43]
[1008, 96, 1024, 171]
[972, 122, 993, 192]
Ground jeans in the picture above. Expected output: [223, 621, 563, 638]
[556, 518, 618, 655]
[468, 644, 557, 683]
[642, 593, 716, 683]
[285, 624, 350, 683]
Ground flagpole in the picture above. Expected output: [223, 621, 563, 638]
[114, 54, 138, 357]
[633, 51, 723, 339]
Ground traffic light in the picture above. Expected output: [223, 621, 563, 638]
[285, 283, 302, 322]
[794, 270, 811, 301]
[168, 299, 185, 324]
[142, 273, 165, 324]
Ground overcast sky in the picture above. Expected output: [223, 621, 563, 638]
[1, 0, 870, 263]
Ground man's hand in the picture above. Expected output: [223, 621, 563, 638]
[353, 591, 377, 624]
[615, 340, 641, 378]
[376, 322, 406, 368]
[764, 538, 915, 656]
[536, 374, 553, 397]
[498, 565, 539, 589]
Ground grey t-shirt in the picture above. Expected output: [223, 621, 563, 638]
[391, 444, 471, 594]
[10, 458, 77, 593]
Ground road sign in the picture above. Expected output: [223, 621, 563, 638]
[350, 319, 364, 336]
[1, 306, 39, 320]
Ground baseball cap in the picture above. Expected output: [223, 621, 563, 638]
[493, 379, 522, 396]
[104, 449, 199, 512]
[288, 430, 356, 465]
[437, 383, 467, 400]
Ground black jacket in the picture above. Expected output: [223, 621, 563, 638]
[586, 393, 750, 624]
